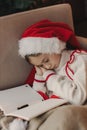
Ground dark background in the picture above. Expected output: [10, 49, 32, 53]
[0, 0, 87, 37]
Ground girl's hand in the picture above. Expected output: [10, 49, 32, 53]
[40, 67, 47, 74]
[35, 66, 47, 76]
[35, 66, 43, 76]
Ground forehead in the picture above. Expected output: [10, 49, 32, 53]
[28, 54, 48, 66]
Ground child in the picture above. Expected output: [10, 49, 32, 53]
[1, 19, 87, 130]
[18, 19, 87, 105]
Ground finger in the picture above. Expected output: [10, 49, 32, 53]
[35, 66, 43, 75]
[35, 66, 40, 71]
[40, 67, 47, 73]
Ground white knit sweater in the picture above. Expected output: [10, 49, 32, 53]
[33, 50, 87, 105]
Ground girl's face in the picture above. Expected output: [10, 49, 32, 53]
[27, 53, 61, 70]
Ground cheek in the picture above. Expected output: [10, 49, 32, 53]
[50, 57, 56, 65]
[53, 60, 57, 65]
[29, 57, 39, 66]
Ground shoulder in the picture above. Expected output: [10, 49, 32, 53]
[67, 50, 87, 62]
[65, 50, 87, 80]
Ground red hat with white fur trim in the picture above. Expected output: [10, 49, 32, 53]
[18, 20, 80, 58]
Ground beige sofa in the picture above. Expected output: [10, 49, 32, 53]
[0, 3, 76, 89]
[0, 3, 87, 130]
[1, 3, 87, 89]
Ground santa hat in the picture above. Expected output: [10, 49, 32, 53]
[18, 20, 80, 58]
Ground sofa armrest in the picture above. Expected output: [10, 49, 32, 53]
[76, 36, 87, 50]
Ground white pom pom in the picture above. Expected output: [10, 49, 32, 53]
[9, 118, 27, 130]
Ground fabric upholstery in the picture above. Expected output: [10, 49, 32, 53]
[0, 4, 74, 89]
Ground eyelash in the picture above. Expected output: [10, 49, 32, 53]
[37, 59, 49, 67]
[44, 59, 49, 63]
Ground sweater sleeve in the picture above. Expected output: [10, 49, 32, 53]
[43, 55, 87, 105]
[33, 74, 46, 93]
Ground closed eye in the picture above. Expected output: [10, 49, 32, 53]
[37, 59, 49, 68]
[43, 59, 49, 63]
[37, 64, 43, 67]
[36, 58, 49, 68]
